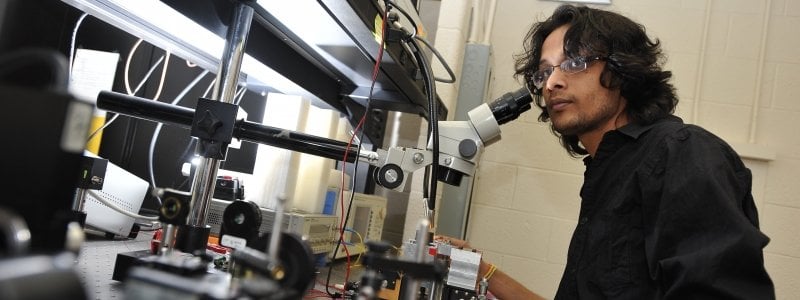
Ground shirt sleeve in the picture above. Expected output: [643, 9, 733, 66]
[640, 126, 774, 299]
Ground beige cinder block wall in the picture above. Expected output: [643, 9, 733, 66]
[412, 0, 800, 298]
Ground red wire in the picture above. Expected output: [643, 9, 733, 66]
[338, 5, 389, 288]
[304, 288, 334, 299]
[317, 278, 345, 292]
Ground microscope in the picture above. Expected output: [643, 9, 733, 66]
[368, 87, 531, 191]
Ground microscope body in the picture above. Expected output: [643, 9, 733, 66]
[370, 88, 531, 191]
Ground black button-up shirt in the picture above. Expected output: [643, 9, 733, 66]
[554, 116, 774, 299]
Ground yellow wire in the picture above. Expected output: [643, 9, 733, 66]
[349, 229, 366, 266]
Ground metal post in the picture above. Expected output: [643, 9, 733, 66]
[160, 224, 177, 255]
[187, 3, 254, 227]
[403, 218, 431, 299]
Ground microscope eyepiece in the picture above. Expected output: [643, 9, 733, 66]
[488, 87, 532, 125]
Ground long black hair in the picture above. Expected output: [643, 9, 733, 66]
[514, 4, 678, 157]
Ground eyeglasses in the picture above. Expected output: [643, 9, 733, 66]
[524, 55, 605, 94]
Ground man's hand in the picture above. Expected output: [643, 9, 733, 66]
[433, 235, 471, 249]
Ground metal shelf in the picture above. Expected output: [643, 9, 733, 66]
[161, 0, 445, 121]
[61, 0, 446, 145]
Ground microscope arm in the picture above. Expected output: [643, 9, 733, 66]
[96, 87, 531, 192]
[96, 91, 368, 162]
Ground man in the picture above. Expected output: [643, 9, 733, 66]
[441, 4, 774, 299]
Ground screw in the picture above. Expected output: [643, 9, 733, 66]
[413, 153, 425, 164]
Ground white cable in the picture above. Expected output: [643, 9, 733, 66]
[151, 51, 170, 101]
[123, 39, 171, 101]
[124, 39, 144, 95]
[86, 114, 119, 142]
[86, 55, 166, 143]
[86, 189, 159, 221]
[68, 13, 89, 79]
[233, 84, 247, 105]
[131, 55, 164, 96]
[202, 78, 216, 98]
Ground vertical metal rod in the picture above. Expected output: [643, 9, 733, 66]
[212, 5, 252, 103]
[413, 219, 430, 261]
[403, 218, 431, 299]
[187, 3, 254, 227]
[160, 224, 177, 255]
[268, 195, 287, 262]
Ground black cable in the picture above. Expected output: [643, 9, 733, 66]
[324, 143, 364, 298]
[414, 36, 457, 83]
[382, 0, 447, 212]
[383, 0, 441, 213]
[385, 0, 419, 36]
[422, 165, 430, 200]
[324, 3, 391, 298]
[384, 0, 457, 84]
[324, 1, 441, 295]
[410, 36, 439, 212]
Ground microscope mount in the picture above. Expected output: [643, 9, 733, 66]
[364, 87, 532, 191]
[97, 87, 531, 193]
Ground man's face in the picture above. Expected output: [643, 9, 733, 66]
[539, 25, 624, 137]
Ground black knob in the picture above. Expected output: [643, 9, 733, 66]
[458, 139, 478, 159]
[375, 164, 403, 189]
[196, 110, 222, 136]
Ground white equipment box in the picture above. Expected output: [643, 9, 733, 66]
[207, 199, 337, 255]
[84, 159, 148, 237]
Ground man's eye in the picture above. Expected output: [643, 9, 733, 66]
[533, 72, 546, 82]
[565, 59, 583, 69]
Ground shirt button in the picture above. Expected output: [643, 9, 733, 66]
[579, 217, 588, 225]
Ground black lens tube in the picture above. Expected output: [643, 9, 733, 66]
[488, 87, 532, 125]
[96, 90, 359, 162]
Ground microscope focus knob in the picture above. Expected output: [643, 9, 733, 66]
[458, 139, 478, 159]
[375, 164, 403, 189]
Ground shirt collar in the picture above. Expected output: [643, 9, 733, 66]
[582, 115, 683, 165]
[616, 115, 683, 139]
